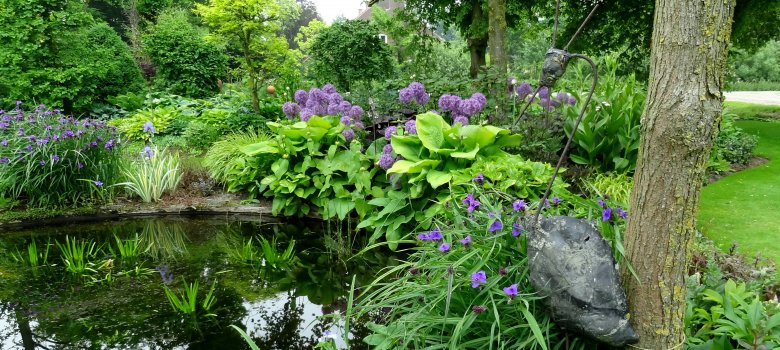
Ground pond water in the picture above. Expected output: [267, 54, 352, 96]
[0, 217, 391, 349]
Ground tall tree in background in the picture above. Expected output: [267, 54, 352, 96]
[622, 0, 736, 347]
[280, 0, 321, 49]
[196, 0, 298, 112]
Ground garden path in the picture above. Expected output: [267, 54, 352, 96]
[699, 120, 780, 263]
[724, 91, 780, 106]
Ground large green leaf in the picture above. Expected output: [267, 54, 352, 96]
[390, 135, 422, 161]
[450, 146, 480, 160]
[241, 142, 279, 156]
[459, 125, 498, 149]
[415, 112, 450, 151]
[426, 170, 452, 189]
[386, 159, 440, 174]
[271, 158, 289, 178]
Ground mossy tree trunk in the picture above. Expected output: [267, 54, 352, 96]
[241, 32, 261, 113]
[488, 0, 508, 121]
[467, 0, 487, 79]
[622, 0, 736, 348]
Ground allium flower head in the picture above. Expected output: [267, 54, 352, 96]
[300, 108, 314, 122]
[404, 119, 417, 135]
[294, 89, 308, 105]
[383, 144, 393, 154]
[471, 270, 487, 288]
[322, 84, 337, 94]
[348, 105, 363, 119]
[458, 98, 482, 116]
[438, 94, 461, 112]
[516, 82, 533, 99]
[340, 115, 352, 126]
[384, 126, 397, 140]
[378, 153, 395, 170]
[283, 102, 300, 119]
[342, 128, 355, 142]
[489, 220, 503, 233]
[399, 88, 415, 104]
[512, 199, 526, 212]
[438, 243, 451, 252]
[327, 103, 342, 115]
[339, 101, 353, 114]
[471, 92, 487, 108]
[453, 115, 469, 126]
[328, 93, 343, 105]
[538, 86, 550, 99]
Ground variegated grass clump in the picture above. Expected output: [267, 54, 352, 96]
[119, 146, 182, 202]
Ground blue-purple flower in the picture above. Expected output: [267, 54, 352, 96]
[404, 119, 417, 135]
[459, 235, 472, 246]
[51, 154, 60, 162]
[342, 128, 356, 142]
[453, 115, 469, 125]
[471, 270, 487, 288]
[472, 173, 484, 185]
[617, 207, 628, 219]
[417, 227, 443, 241]
[384, 126, 397, 140]
[516, 82, 533, 99]
[597, 199, 606, 207]
[512, 199, 526, 212]
[551, 197, 561, 205]
[462, 193, 480, 213]
[438, 94, 462, 112]
[602, 207, 613, 222]
[283, 102, 301, 119]
[294, 89, 308, 105]
[489, 220, 503, 233]
[438, 243, 451, 252]
[155, 265, 174, 285]
[503, 284, 519, 298]
[143, 121, 156, 135]
[142, 146, 154, 159]
[322, 83, 337, 94]
[378, 153, 395, 170]
[93, 180, 103, 187]
[512, 223, 524, 237]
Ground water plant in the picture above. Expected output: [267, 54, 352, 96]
[56, 236, 99, 278]
[11, 240, 50, 273]
[163, 279, 218, 327]
[119, 146, 182, 203]
[138, 220, 188, 260]
[110, 234, 142, 267]
[257, 236, 297, 270]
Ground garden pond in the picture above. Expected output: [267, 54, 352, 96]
[0, 217, 393, 349]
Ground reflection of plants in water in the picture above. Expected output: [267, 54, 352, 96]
[250, 291, 318, 350]
[222, 233, 299, 271]
[56, 236, 99, 278]
[109, 234, 141, 267]
[258, 236, 298, 269]
[163, 279, 218, 331]
[10, 239, 50, 274]
[138, 220, 188, 261]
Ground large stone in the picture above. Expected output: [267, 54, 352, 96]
[527, 216, 639, 347]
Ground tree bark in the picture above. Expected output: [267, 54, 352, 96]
[622, 0, 736, 348]
[467, 1, 487, 79]
[241, 33, 261, 113]
[487, 0, 508, 121]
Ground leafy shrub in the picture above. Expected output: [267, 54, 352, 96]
[310, 20, 395, 90]
[119, 146, 182, 202]
[109, 107, 180, 141]
[0, 104, 122, 206]
[181, 121, 225, 154]
[581, 172, 634, 206]
[712, 113, 758, 165]
[204, 130, 274, 194]
[563, 55, 645, 173]
[242, 116, 375, 218]
[143, 9, 228, 98]
[85, 23, 146, 102]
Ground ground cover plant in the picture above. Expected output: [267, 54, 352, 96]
[699, 120, 780, 263]
[0, 104, 123, 206]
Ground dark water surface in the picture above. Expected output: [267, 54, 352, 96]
[0, 218, 389, 349]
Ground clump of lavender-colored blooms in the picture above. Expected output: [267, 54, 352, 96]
[283, 84, 366, 132]
[378, 135, 398, 170]
[399, 81, 430, 105]
[436, 92, 487, 126]
[507, 77, 577, 110]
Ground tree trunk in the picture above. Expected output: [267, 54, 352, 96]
[622, 0, 736, 348]
[241, 34, 260, 113]
[467, 1, 487, 79]
[487, 0, 508, 121]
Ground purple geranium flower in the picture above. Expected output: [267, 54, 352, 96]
[471, 270, 487, 288]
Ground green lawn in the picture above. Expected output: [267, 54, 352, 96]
[724, 101, 780, 121]
[699, 120, 780, 263]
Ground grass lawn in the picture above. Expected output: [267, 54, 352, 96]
[699, 119, 780, 263]
[724, 101, 780, 121]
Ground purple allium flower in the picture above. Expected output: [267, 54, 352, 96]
[471, 92, 487, 108]
[328, 92, 343, 105]
[459, 235, 472, 246]
[617, 207, 628, 219]
[458, 98, 482, 116]
[348, 105, 363, 120]
[453, 115, 469, 126]
[538, 86, 550, 99]
[0, 157, 9, 164]
[342, 128, 355, 142]
[338, 101, 353, 114]
[327, 103, 342, 115]
[472, 173, 484, 185]
[567, 95, 577, 105]
[538, 98, 560, 111]
[399, 88, 414, 104]
[597, 199, 606, 207]
[322, 83, 337, 94]
[512, 199, 526, 212]
[340, 115, 352, 125]
[551, 197, 561, 205]
[353, 121, 364, 130]
[300, 108, 314, 121]
[602, 207, 613, 222]
[104, 139, 115, 149]
[438, 243, 451, 252]
[93, 180, 103, 187]
[438, 94, 462, 112]
[512, 223, 524, 237]
[283, 102, 300, 119]
[404, 119, 417, 135]
[142, 146, 154, 159]
[143, 121, 156, 135]
[462, 193, 480, 213]
[516, 82, 533, 99]
[384, 126, 397, 140]
[499, 266, 508, 276]
[472, 305, 487, 314]
[383, 144, 393, 154]
[51, 154, 60, 162]
[0, 140, 7, 147]
[294, 89, 308, 105]
[39, 160, 46, 166]
[503, 284, 519, 298]
[489, 220, 503, 233]
[378, 153, 395, 170]
[471, 270, 487, 288]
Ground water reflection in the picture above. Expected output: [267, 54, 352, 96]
[0, 218, 384, 349]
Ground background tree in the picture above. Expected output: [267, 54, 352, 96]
[310, 20, 394, 91]
[195, 0, 298, 112]
[370, 7, 437, 80]
[0, 0, 143, 112]
[143, 9, 228, 98]
[622, 0, 736, 347]
[280, 0, 321, 49]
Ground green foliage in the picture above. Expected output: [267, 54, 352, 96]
[310, 20, 395, 90]
[143, 9, 228, 98]
[357, 188, 597, 349]
[581, 172, 634, 207]
[163, 279, 218, 322]
[119, 147, 183, 202]
[57, 236, 99, 278]
[0, 0, 143, 111]
[563, 56, 645, 173]
[256, 236, 298, 269]
[182, 121, 226, 153]
[729, 41, 780, 85]
[110, 234, 142, 267]
[0, 106, 123, 206]
[712, 113, 758, 166]
[109, 107, 179, 141]
[204, 130, 274, 194]
[11, 240, 51, 271]
[242, 116, 375, 218]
